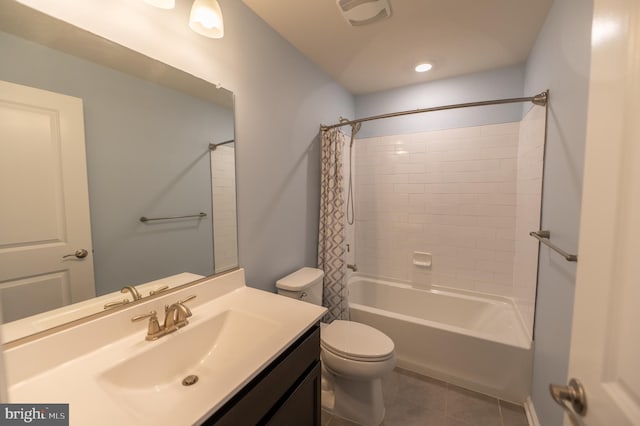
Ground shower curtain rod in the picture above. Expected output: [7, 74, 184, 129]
[320, 91, 548, 131]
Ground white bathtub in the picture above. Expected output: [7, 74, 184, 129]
[348, 275, 533, 402]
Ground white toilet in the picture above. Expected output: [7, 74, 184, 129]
[276, 267, 395, 425]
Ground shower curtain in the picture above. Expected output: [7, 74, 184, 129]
[317, 128, 349, 322]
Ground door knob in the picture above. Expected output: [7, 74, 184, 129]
[62, 249, 89, 259]
[549, 378, 587, 425]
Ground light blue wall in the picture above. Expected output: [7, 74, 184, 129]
[215, 2, 355, 291]
[523, 0, 593, 424]
[354, 64, 525, 138]
[0, 31, 233, 296]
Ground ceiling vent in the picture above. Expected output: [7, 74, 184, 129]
[336, 0, 392, 27]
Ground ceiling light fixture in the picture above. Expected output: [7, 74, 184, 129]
[143, 0, 224, 39]
[189, 0, 225, 39]
[415, 63, 433, 73]
[143, 0, 175, 9]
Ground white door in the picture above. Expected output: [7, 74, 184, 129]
[558, 0, 640, 424]
[0, 80, 95, 323]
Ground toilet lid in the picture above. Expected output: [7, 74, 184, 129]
[321, 320, 394, 362]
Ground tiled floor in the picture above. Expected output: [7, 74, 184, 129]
[322, 368, 529, 426]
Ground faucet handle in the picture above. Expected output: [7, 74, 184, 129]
[164, 295, 196, 313]
[149, 285, 169, 296]
[131, 311, 162, 340]
[131, 310, 157, 322]
[178, 295, 196, 319]
[179, 295, 197, 304]
[104, 299, 130, 310]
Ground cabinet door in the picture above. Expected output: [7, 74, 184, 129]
[204, 327, 320, 425]
[266, 362, 321, 426]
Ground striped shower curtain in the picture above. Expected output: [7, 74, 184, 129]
[317, 128, 349, 322]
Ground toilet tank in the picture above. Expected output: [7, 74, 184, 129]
[276, 267, 324, 306]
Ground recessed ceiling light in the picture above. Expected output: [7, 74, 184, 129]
[415, 63, 433, 73]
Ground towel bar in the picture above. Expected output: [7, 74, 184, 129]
[140, 212, 207, 223]
[529, 230, 578, 262]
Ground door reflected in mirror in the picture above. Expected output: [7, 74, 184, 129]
[0, 2, 238, 342]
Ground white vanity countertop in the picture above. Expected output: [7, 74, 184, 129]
[3, 269, 326, 425]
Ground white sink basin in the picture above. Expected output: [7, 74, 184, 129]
[100, 309, 279, 389]
[98, 309, 280, 418]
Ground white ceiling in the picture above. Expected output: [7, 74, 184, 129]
[241, 0, 553, 95]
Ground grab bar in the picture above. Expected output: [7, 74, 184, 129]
[140, 212, 207, 223]
[529, 230, 578, 262]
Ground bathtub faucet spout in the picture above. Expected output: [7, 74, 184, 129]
[347, 264, 358, 272]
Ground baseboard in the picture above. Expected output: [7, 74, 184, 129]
[524, 396, 541, 426]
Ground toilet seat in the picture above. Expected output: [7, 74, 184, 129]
[321, 320, 394, 362]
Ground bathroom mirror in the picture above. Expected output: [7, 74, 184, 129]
[0, 2, 238, 342]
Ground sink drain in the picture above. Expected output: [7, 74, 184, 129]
[182, 375, 199, 386]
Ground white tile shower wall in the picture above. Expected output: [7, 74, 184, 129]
[211, 146, 238, 273]
[354, 122, 520, 295]
[513, 106, 545, 338]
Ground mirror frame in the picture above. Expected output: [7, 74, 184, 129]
[0, 1, 238, 344]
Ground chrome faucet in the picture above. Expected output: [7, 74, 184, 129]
[121, 285, 142, 301]
[131, 295, 196, 341]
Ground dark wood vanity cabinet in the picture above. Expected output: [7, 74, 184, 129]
[203, 324, 321, 426]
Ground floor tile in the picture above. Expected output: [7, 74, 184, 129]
[324, 369, 529, 426]
[444, 416, 473, 426]
[383, 368, 447, 415]
[445, 384, 501, 426]
[383, 399, 445, 426]
[321, 409, 333, 426]
[500, 401, 529, 426]
[330, 415, 362, 426]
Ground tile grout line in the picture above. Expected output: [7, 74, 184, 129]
[444, 380, 449, 422]
[498, 398, 505, 426]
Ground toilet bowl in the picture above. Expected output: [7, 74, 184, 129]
[275, 268, 396, 425]
[320, 320, 395, 425]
